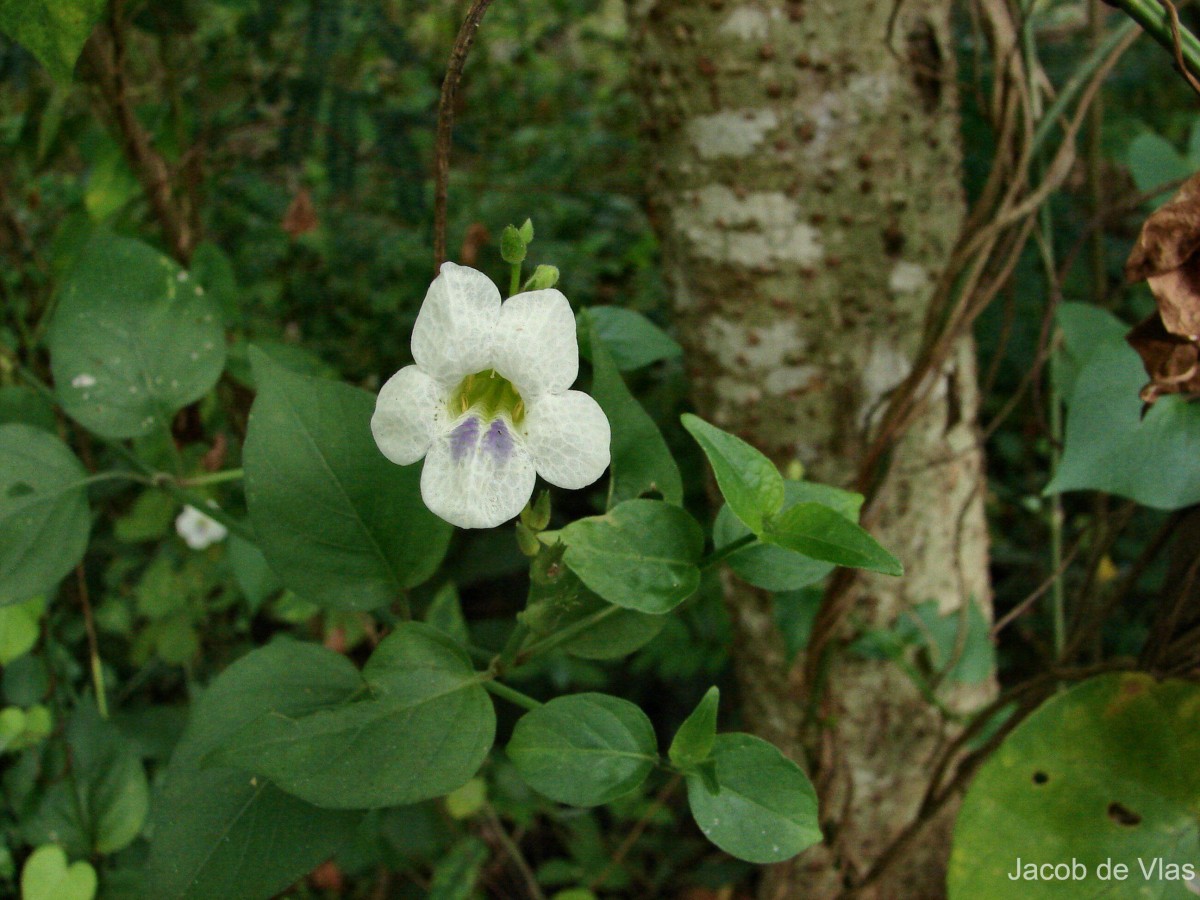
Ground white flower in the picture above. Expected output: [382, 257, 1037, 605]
[371, 262, 611, 529]
[175, 505, 228, 550]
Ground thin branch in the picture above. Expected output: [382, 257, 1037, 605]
[433, 0, 497, 269]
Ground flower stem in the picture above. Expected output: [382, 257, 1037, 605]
[509, 262, 521, 298]
[496, 621, 530, 672]
[180, 468, 244, 487]
[483, 678, 542, 711]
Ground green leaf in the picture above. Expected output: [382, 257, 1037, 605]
[0, 424, 91, 606]
[227, 535, 280, 612]
[113, 490, 176, 543]
[561, 499, 703, 614]
[244, 347, 451, 609]
[507, 693, 658, 807]
[949, 674, 1200, 899]
[213, 623, 495, 809]
[501, 225, 527, 264]
[669, 686, 719, 769]
[584, 306, 682, 371]
[894, 600, 995, 686]
[428, 836, 489, 900]
[48, 231, 225, 440]
[145, 640, 363, 900]
[425, 582, 470, 647]
[686, 733, 821, 864]
[1126, 131, 1189, 200]
[0, 596, 44, 664]
[0, 385, 57, 432]
[581, 310, 683, 506]
[25, 700, 149, 855]
[0, 0, 106, 82]
[681, 414, 783, 534]
[1046, 306, 1200, 509]
[553, 590, 666, 661]
[715, 481, 864, 591]
[19, 845, 96, 900]
[518, 218, 534, 245]
[762, 502, 903, 576]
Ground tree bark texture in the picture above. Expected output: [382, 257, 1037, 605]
[627, 2, 995, 897]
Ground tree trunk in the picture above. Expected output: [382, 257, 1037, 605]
[627, 2, 995, 897]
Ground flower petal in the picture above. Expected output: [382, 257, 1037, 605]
[523, 390, 611, 489]
[421, 414, 536, 528]
[412, 262, 502, 383]
[490, 289, 578, 398]
[371, 365, 446, 465]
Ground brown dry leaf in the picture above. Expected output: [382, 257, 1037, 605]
[282, 187, 319, 238]
[1125, 172, 1200, 339]
[1125, 312, 1200, 404]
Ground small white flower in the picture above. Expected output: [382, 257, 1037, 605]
[175, 505, 228, 550]
[372, 262, 611, 529]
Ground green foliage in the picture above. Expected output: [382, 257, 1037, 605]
[560, 499, 703, 614]
[685, 734, 821, 865]
[147, 640, 362, 899]
[581, 309, 683, 506]
[25, 700, 148, 856]
[0, 596, 43, 663]
[681, 413, 783, 535]
[762, 503, 903, 577]
[1047, 304, 1200, 509]
[19, 845, 96, 900]
[244, 348, 451, 610]
[49, 232, 226, 440]
[950, 674, 1200, 898]
[668, 686, 719, 769]
[214, 624, 494, 809]
[583, 306, 682, 371]
[713, 481, 863, 591]
[0, 0, 106, 82]
[508, 693, 658, 807]
[0, 424, 91, 605]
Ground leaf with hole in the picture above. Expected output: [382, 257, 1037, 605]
[949, 673, 1200, 899]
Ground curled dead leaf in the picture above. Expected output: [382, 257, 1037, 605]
[1126, 313, 1200, 405]
[1126, 172, 1200, 340]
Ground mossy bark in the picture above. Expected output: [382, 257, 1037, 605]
[627, 2, 994, 896]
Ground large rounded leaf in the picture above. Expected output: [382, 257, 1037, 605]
[213, 623, 495, 809]
[0, 424, 91, 605]
[560, 499, 703, 614]
[49, 231, 225, 440]
[950, 674, 1200, 899]
[147, 640, 363, 900]
[507, 693, 658, 807]
[244, 348, 451, 610]
[686, 733, 821, 864]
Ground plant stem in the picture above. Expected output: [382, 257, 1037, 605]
[497, 621, 530, 672]
[1105, 0, 1200, 89]
[75, 565, 108, 719]
[180, 468, 244, 487]
[699, 533, 756, 570]
[517, 604, 622, 663]
[509, 263, 521, 298]
[483, 678, 542, 711]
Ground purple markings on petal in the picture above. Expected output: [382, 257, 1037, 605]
[483, 419, 514, 463]
[449, 417, 481, 462]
